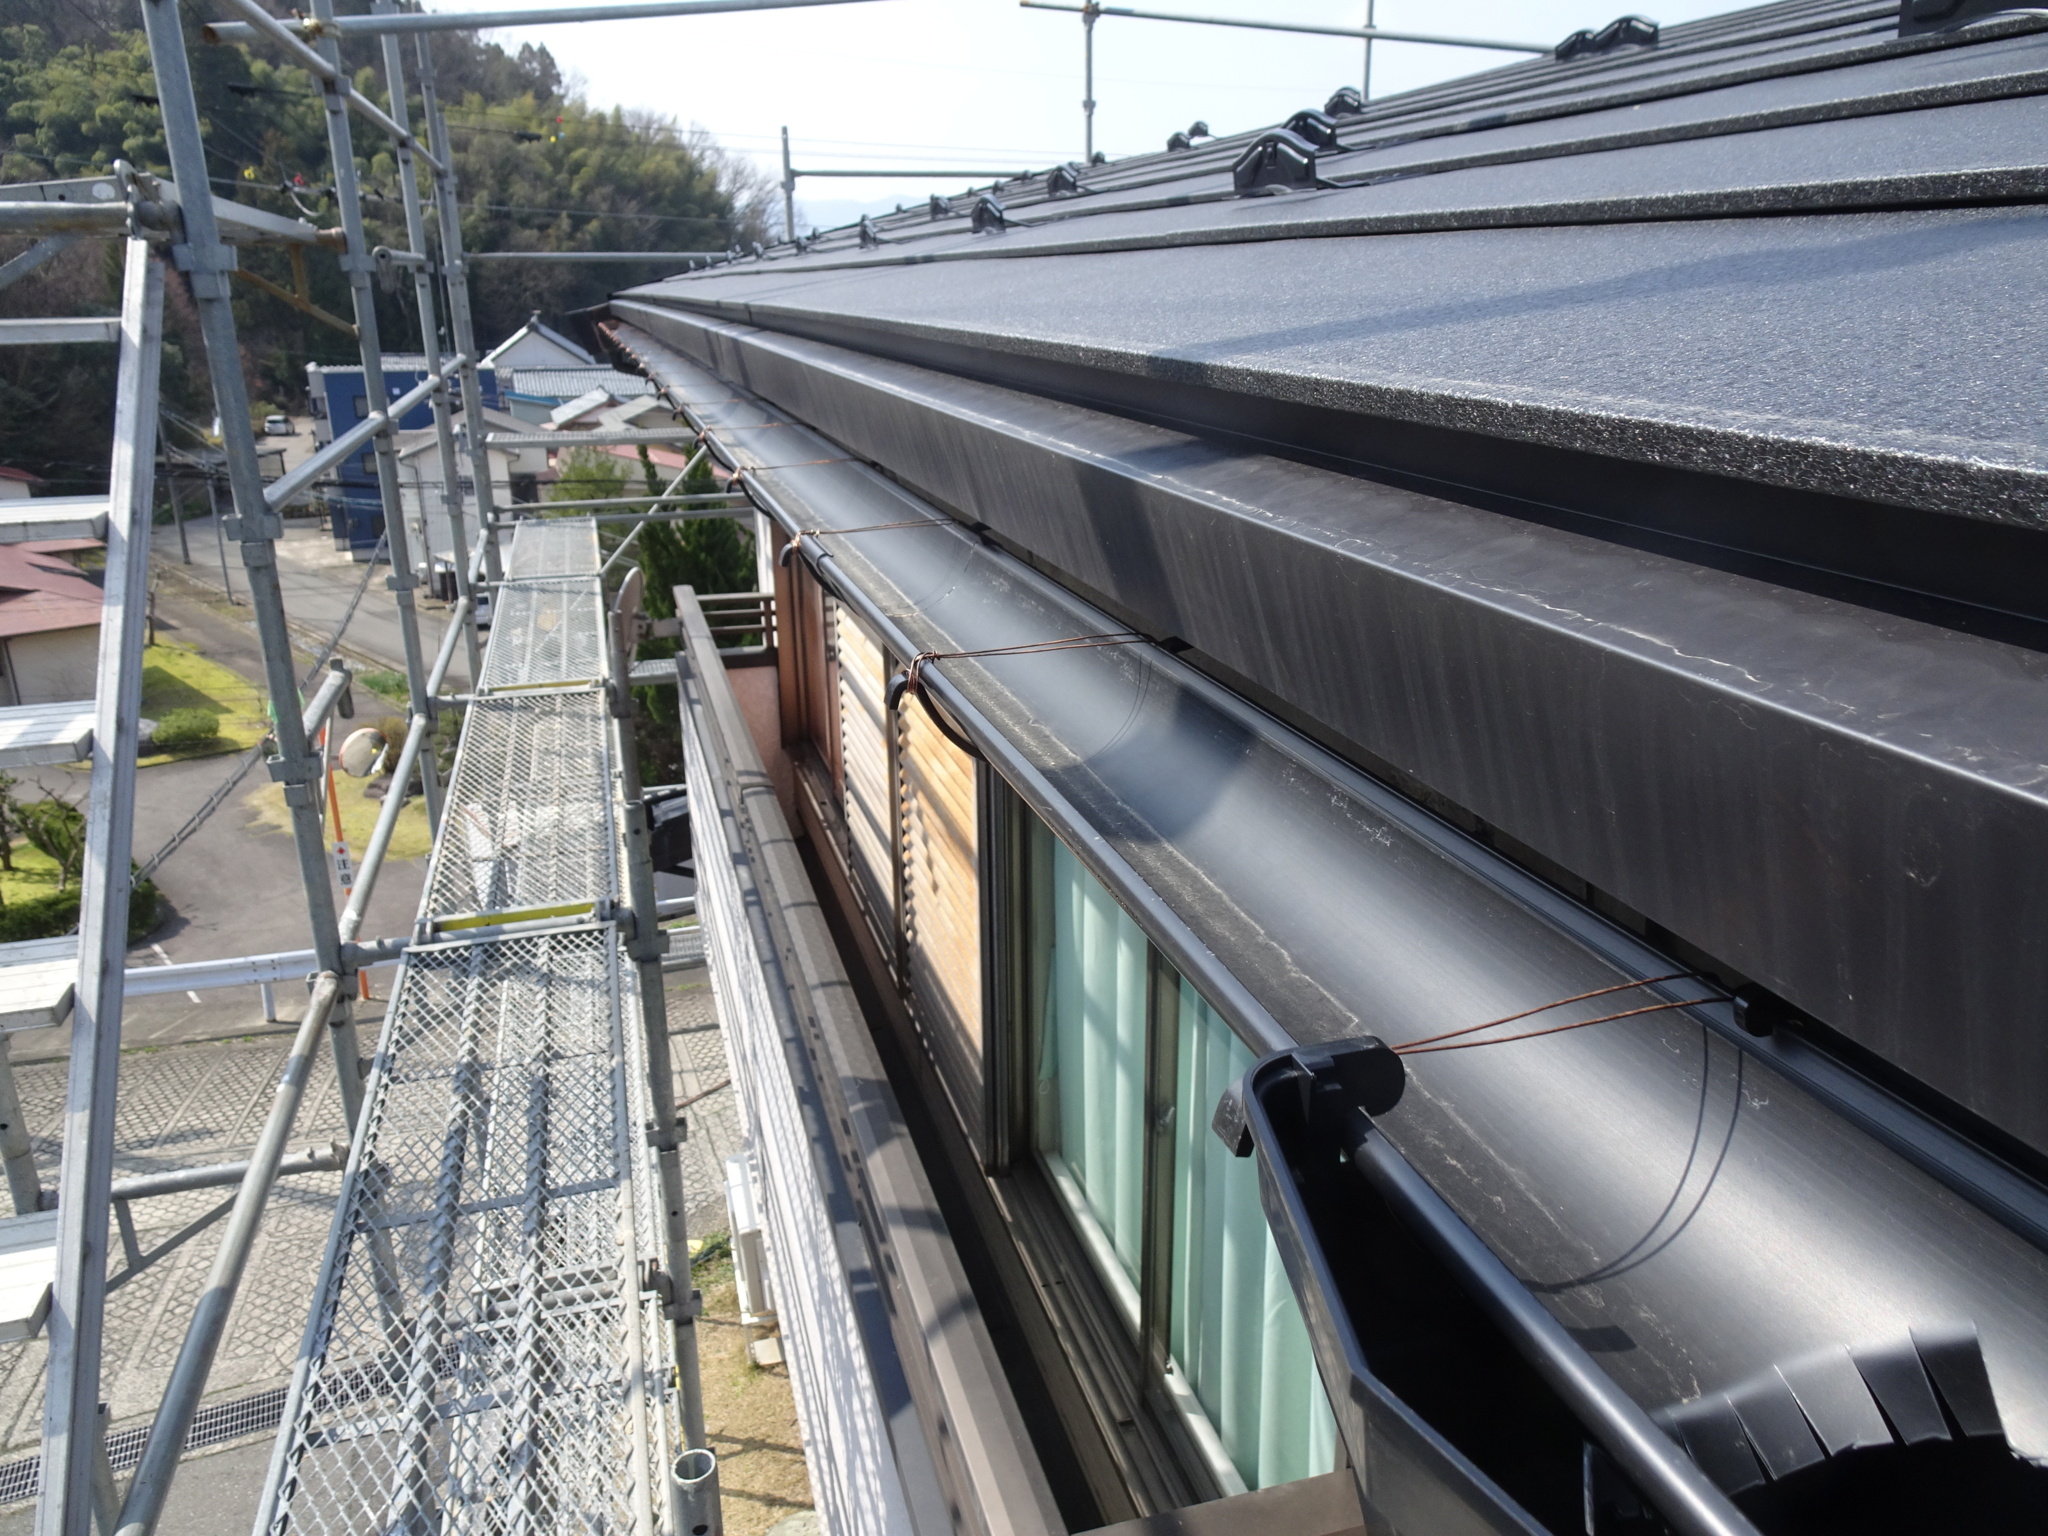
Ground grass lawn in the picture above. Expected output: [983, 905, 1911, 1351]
[137, 642, 271, 766]
[246, 770, 434, 864]
[0, 841, 72, 905]
[355, 670, 410, 708]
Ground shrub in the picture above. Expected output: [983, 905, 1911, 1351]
[0, 890, 80, 943]
[0, 875, 161, 943]
[152, 708, 221, 751]
[128, 876, 161, 940]
[15, 798, 85, 890]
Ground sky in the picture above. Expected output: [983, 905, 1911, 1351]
[457, 0, 1746, 233]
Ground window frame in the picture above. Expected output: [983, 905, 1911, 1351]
[1000, 791, 1332, 1498]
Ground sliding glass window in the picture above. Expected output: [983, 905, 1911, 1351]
[1024, 812, 1334, 1492]
[1171, 990, 1337, 1489]
[1036, 835, 1149, 1291]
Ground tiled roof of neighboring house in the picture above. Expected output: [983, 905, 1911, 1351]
[308, 355, 489, 376]
[0, 544, 102, 638]
[548, 387, 617, 427]
[508, 367, 655, 402]
[395, 405, 530, 463]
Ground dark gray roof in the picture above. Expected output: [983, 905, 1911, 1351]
[604, 4, 2048, 1507]
[620, 1, 2048, 527]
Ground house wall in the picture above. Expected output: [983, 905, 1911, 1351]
[725, 662, 793, 824]
[7, 625, 99, 704]
[486, 333, 591, 371]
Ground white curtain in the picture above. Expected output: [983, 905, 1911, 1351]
[1170, 991, 1337, 1490]
[1040, 837, 1149, 1281]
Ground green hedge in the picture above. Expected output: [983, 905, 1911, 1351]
[152, 708, 221, 751]
[0, 877, 161, 944]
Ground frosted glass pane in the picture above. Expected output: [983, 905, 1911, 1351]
[1041, 837, 1148, 1281]
[1171, 990, 1337, 1489]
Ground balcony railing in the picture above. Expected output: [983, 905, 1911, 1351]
[696, 589, 774, 653]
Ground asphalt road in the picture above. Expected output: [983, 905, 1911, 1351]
[8, 577, 427, 1064]
[151, 512, 475, 692]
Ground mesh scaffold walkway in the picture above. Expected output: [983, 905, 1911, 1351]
[264, 520, 680, 1536]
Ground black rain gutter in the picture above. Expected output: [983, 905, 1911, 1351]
[609, 321, 1769, 1536]
[737, 400, 1765, 1536]
[606, 314, 2048, 1532]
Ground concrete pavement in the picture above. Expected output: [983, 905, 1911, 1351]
[151, 513, 474, 693]
[7, 580, 429, 1062]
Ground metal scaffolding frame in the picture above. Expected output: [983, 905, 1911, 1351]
[0, 3, 874, 1533]
[1019, 0, 1549, 159]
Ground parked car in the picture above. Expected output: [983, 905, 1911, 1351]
[262, 413, 293, 436]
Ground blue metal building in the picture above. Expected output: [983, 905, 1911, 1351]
[305, 355, 500, 557]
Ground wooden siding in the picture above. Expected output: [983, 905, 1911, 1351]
[832, 598, 896, 941]
[899, 695, 984, 1151]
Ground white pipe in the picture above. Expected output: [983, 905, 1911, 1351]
[209, 0, 883, 40]
[122, 943, 405, 996]
[1019, 0, 1548, 53]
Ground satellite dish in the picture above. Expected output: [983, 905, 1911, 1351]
[338, 726, 387, 778]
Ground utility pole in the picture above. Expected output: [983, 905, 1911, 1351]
[164, 458, 189, 563]
[781, 125, 796, 241]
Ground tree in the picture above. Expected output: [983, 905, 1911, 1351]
[16, 795, 86, 892]
[549, 446, 630, 506]
[634, 447, 753, 612]
[0, 4, 771, 488]
[0, 772, 18, 873]
[625, 448, 755, 782]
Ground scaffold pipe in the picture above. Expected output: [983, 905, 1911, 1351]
[206, 0, 447, 172]
[299, 660, 353, 739]
[208, 0, 884, 41]
[337, 713, 431, 946]
[427, 597, 473, 699]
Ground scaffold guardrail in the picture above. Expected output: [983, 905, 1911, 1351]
[258, 521, 683, 1536]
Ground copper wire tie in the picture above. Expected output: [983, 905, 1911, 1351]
[1394, 972, 1719, 1056]
[901, 631, 1146, 696]
[779, 518, 949, 565]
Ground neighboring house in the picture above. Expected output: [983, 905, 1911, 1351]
[546, 391, 695, 474]
[305, 356, 501, 559]
[20, 538, 103, 568]
[480, 311, 596, 373]
[0, 544, 100, 705]
[394, 406, 551, 576]
[0, 467, 42, 501]
[501, 365, 654, 424]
